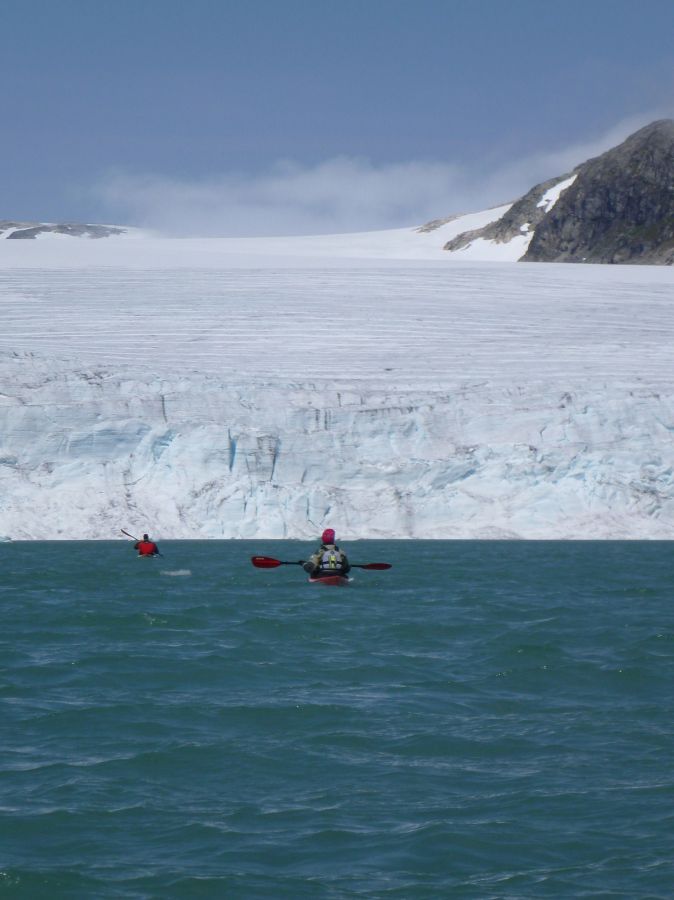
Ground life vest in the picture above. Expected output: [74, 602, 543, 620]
[319, 547, 344, 571]
[136, 541, 158, 556]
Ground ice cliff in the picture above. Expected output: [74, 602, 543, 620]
[1, 350, 673, 540]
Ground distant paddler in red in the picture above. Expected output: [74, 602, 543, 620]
[135, 534, 160, 557]
[121, 529, 161, 557]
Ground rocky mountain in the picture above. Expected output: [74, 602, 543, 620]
[444, 120, 674, 265]
[524, 120, 674, 263]
[0, 221, 128, 239]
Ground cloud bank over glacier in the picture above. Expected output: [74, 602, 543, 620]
[90, 114, 661, 237]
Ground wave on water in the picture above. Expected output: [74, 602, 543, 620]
[4, 540, 674, 897]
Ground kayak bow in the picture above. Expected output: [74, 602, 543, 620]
[308, 574, 352, 586]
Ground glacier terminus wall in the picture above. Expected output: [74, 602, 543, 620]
[1, 355, 674, 540]
[0, 246, 673, 539]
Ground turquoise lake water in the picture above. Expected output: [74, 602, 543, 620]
[2, 540, 674, 898]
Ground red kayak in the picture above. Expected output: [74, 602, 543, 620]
[308, 574, 352, 587]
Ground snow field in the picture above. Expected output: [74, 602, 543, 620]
[0, 262, 673, 385]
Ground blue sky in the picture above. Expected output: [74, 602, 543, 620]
[2, 0, 674, 234]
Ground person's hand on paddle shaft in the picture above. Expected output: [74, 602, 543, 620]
[297, 560, 305, 565]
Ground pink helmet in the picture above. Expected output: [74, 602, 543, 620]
[321, 528, 336, 544]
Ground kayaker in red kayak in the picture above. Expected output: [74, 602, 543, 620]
[134, 533, 160, 557]
[303, 528, 351, 580]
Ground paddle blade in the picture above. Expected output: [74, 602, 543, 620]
[251, 556, 282, 568]
[356, 563, 392, 570]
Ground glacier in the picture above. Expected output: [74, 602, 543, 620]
[1, 221, 674, 540]
[1, 352, 673, 540]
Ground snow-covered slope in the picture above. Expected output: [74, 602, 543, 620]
[0, 204, 514, 264]
[1, 235, 673, 540]
[0, 173, 570, 263]
[0, 179, 565, 261]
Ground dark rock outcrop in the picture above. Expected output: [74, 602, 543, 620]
[443, 173, 574, 253]
[523, 120, 674, 264]
[416, 214, 460, 234]
[0, 221, 126, 239]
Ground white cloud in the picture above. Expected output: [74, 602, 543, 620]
[93, 157, 466, 237]
[91, 111, 672, 237]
